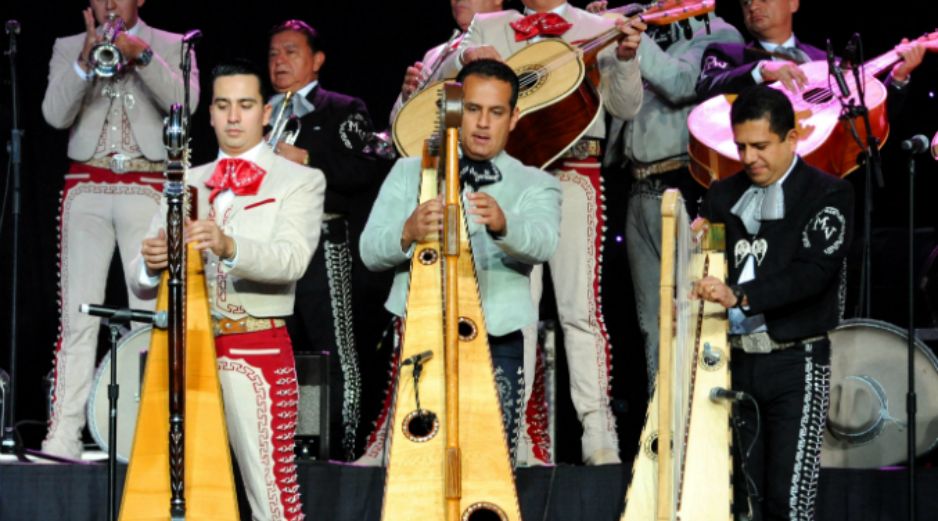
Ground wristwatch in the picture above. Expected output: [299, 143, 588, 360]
[136, 46, 154, 67]
[730, 285, 749, 311]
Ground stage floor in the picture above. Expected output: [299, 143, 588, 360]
[0, 459, 935, 520]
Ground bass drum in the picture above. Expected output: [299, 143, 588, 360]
[822, 318, 938, 468]
[86, 326, 151, 463]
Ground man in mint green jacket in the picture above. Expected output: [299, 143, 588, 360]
[358, 59, 561, 465]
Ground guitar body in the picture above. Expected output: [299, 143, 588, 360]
[382, 137, 520, 520]
[119, 245, 239, 521]
[688, 61, 889, 186]
[393, 39, 596, 168]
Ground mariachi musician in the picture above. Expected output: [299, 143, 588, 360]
[40, 0, 198, 460]
[696, 0, 924, 100]
[693, 85, 853, 521]
[359, 59, 561, 464]
[429, 0, 645, 466]
[587, 0, 744, 392]
[133, 60, 325, 521]
[266, 19, 383, 461]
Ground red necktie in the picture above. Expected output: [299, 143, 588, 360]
[510, 12, 572, 42]
[204, 158, 267, 203]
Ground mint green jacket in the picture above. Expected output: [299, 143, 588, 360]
[360, 152, 561, 336]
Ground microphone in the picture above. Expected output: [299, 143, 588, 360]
[79, 303, 168, 329]
[402, 350, 434, 366]
[5, 20, 20, 35]
[182, 29, 202, 44]
[901, 134, 930, 154]
[709, 387, 747, 402]
[827, 38, 851, 98]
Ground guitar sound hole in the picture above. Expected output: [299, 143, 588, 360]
[802, 87, 834, 104]
[516, 68, 546, 98]
[403, 410, 439, 443]
[463, 502, 508, 521]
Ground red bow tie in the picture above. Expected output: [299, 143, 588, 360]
[205, 158, 267, 203]
[510, 12, 572, 42]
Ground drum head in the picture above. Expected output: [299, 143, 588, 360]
[87, 326, 151, 463]
[822, 319, 938, 468]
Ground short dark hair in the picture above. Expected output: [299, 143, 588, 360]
[730, 85, 795, 138]
[211, 58, 268, 99]
[270, 19, 322, 53]
[456, 59, 520, 109]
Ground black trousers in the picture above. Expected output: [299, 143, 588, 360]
[489, 330, 525, 459]
[731, 338, 831, 521]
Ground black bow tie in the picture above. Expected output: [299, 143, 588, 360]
[459, 157, 502, 190]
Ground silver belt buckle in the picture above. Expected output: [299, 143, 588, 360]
[109, 154, 129, 174]
[571, 140, 590, 160]
[734, 332, 775, 354]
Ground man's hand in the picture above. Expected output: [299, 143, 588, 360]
[275, 142, 310, 165]
[402, 196, 443, 250]
[692, 276, 738, 309]
[759, 60, 808, 92]
[467, 192, 506, 236]
[78, 8, 101, 72]
[614, 18, 647, 61]
[401, 61, 425, 101]
[461, 45, 503, 65]
[586, 0, 609, 14]
[891, 38, 925, 83]
[141, 229, 168, 273]
[187, 219, 236, 260]
[113, 31, 151, 65]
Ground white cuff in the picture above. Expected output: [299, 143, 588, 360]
[73, 60, 93, 82]
[751, 60, 767, 84]
[137, 262, 161, 289]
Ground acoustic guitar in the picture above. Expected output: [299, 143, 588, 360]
[688, 30, 938, 187]
[393, 0, 715, 168]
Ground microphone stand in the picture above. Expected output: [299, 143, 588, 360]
[1, 19, 23, 457]
[905, 148, 919, 521]
[841, 34, 884, 318]
[180, 32, 199, 127]
[104, 319, 122, 521]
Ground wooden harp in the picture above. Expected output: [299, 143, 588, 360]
[621, 189, 733, 521]
[119, 104, 239, 520]
[381, 83, 522, 521]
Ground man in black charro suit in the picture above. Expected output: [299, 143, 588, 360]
[693, 85, 852, 521]
[267, 19, 385, 461]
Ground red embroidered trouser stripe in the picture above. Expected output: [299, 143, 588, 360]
[45, 163, 163, 458]
[215, 326, 305, 521]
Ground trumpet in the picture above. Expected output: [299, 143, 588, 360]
[267, 91, 301, 148]
[89, 13, 126, 78]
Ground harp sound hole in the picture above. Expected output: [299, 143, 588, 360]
[402, 410, 439, 443]
[463, 502, 508, 521]
[458, 317, 478, 341]
[419, 248, 439, 265]
[644, 432, 659, 461]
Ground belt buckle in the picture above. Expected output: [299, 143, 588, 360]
[571, 140, 590, 160]
[109, 154, 129, 174]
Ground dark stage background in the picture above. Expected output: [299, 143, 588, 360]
[0, 0, 937, 464]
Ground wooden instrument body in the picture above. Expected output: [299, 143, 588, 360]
[382, 133, 520, 520]
[622, 190, 732, 521]
[119, 245, 239, 520]
[688, 61, 889, 187]
[393, 39, 598, 169]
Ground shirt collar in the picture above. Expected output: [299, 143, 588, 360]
[217, 141, 268, 162]
[296, 80, 318, 98]
[758, 34, 797, 53]
[524, 2, 568, 16]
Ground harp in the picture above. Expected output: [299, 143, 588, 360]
[381, 83, 522, 521]
[621, 189, 733, 521]
[119, 104, 239, 520]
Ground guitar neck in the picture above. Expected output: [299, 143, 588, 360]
[862, 49, 902, 77]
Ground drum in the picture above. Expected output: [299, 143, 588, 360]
[87, 326, 151, 462]
[822, 318, 938, 468]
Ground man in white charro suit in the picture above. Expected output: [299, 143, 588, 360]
[40, 0, 198, 459]
[432, 0, 646, 465]
[134, 60, 325, 521]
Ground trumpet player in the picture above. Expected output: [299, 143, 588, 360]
[267, 19, 383, 461]
[40, 0, 198, 460]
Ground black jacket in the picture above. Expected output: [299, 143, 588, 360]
[292, 85, 381, 216]
[700, 159, 854, 341]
